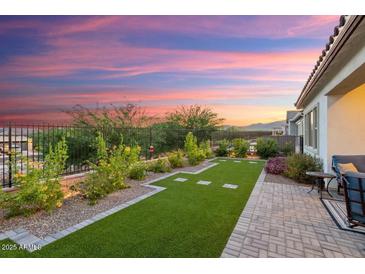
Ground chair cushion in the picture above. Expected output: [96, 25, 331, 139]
[332, 155, 365, 173]
[338, 163, 359, 174]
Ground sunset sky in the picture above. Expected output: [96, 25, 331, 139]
[0, 16, 339, 125]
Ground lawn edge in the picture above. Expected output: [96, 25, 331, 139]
[221, 167, 266, 258]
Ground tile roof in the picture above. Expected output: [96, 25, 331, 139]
[295, 15, 354, 108]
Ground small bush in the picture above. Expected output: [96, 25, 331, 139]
[199, 140, 214, 158]
[197, 149, 206, 162]
[167, 150, 185, 168]
[121, 144, 141, 166]
[265, 157, 287, 175]
[228, 150, 236, 158]
[284, 154, 323, 183]
[184, 132, 205, 166]
[232, 138, 249, 158]
[215, 139, 230, 156]
[148, 158, 172, 173]
[0, 139, 68, 217]
[256, 138, 278, 159]
[128, 162, 147, 180]
[81, 134, 132, 204]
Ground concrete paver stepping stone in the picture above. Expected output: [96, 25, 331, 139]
[219, 160, 227, 162]
[174, 177, 188, 182]
[222, 184, 238, 189]
[249, 161, 258, 164]
[234, 160, 241, 163]
[196, 180, 212, 185]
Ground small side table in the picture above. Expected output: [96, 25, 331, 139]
[306, 171, 336, 199]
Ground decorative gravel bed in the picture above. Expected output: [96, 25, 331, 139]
[0, 159, 216, 239]
[0, 181, 151, 238]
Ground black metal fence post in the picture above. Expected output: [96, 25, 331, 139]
[2, 125, 5, 188]
[149, 127, 152, 160]
[8, 122, 12, 187]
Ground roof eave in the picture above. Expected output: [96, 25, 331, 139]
[295, 15, 363, 109]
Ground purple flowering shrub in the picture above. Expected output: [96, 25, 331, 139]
[265, 157, 287, 175]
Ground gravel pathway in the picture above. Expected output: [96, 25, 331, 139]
[0, 159, 216, 239]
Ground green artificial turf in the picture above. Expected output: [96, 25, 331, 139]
[0, 159, 264, 258]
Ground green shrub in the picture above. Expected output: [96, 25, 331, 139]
[215, 139, 230, 156]
[81, 134, 136, 204]
[284, 154, 323, 184]
[196, 149, 206, 163]
[128, 162, 147, 180]
[232, 138, 249, 158]
[184, 132, 197, 156]
[199, 140, 214, 158]
[184, 132, 205, 166]
[121, 144, 141, 166]
[256, 138, 278, 159]
[167, 150, 185, 168]
[147, 158, 172, 173]
[0, 139, 68, 217]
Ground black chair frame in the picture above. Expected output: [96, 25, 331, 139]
[342, 175, 365, 228]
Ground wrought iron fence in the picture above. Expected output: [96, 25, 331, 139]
[0, 123, 216, 188]
[0, 122, 303, 188]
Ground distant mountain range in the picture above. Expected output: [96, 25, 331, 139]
[222, 120, 286, 131]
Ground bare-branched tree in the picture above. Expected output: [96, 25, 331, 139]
[65, 103, 159, 129]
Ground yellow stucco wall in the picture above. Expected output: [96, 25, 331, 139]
[328, 83, 365, 163]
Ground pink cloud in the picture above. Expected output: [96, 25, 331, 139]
[82, 16, 339, 39]
[2, 85, 296, 108]
[0, 16, 334, 81]
[0, 36, 319, 79]
[46, 16, 121, 36]
[0, 103, 288, 126]
[1, 16, 338, 39]
[0, 111, 70, 124]
[0, 19, 41, 34]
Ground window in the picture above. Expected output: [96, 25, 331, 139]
[304, 106, 318, 150]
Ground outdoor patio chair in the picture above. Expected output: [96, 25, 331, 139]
[342, 171, 365, 227]
[332, 155, 365, 194]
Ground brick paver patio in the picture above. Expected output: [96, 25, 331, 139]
[221, 170, 365, 258]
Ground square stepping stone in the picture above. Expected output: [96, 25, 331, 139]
[222, 184, 238, 189]
[197, 180, 212, 185]
[249, 161, 258, 164]
[234, 160, 241, 163]
[219, 160, 227, 162]
[174, 177, 188, 182]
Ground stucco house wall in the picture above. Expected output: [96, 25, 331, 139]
[328, 84, 365, 158]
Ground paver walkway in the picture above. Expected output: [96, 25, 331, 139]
[221, 169, 365, 258]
